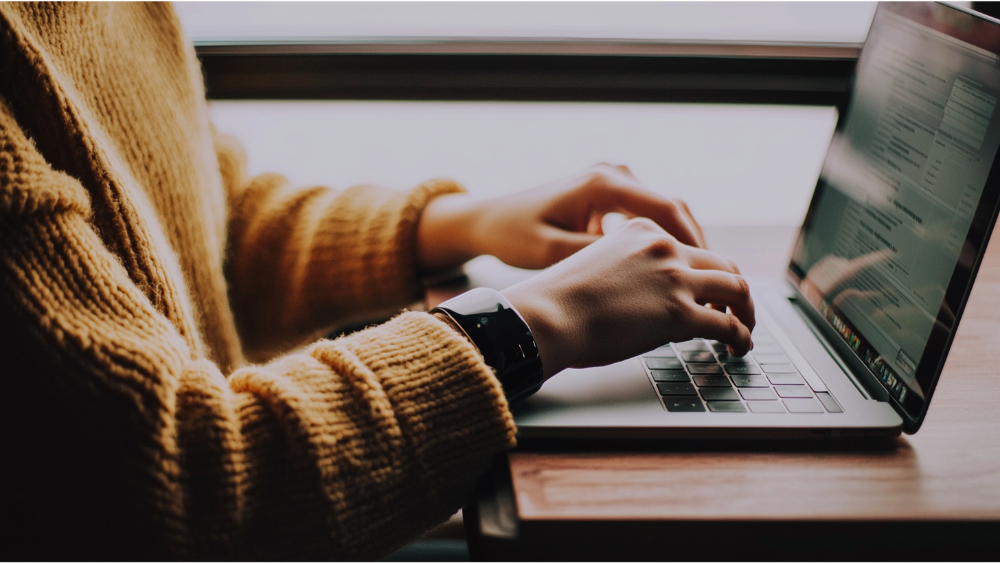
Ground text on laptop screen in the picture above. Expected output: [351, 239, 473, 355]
[790, 3, 1000, 419]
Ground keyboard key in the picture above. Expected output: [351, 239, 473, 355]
[752, 345, 783, 356]
[748, 401, 786, 413]
[693, 375, 731, 387]
[761, 364, 798, 374]
[708, 401, 747, 413]
[687, 364, 723, 375]
[682, 351, 716, 363]
[724, 363, 761, 375]
[783, 398, 824, 413]
[700, 388, 740, 401]
[645, 357, 682, 370]
[709, 341, 730, 354]
[657, 382, 697, 396]
[739, 388, 778, 401]
[775, 385, 813, 399]
[754, 354, 790, 364]
[676, 340, 710, 352]
[650, 369, 690, 383]
[643, 348, 677, 358]
[816, 392, 844, 413]
[731, 375, 770, 387]
[716, 352, 752, 364]
[664, 398, 706, 412]
[766, 373, 805, 385]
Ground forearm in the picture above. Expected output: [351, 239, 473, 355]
[1, 105, 517, 558]
[415, 192, 484, 272]
[225, 171, 464, 358]
[3, 214, 515, 559]
[215, 312, 516, 559]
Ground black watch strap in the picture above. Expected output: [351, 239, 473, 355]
[432, 288, 544, 402]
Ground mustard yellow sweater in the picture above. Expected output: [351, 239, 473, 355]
[0, 3, 516, 559]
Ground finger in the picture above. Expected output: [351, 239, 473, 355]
[687, 270, 756, 335]
[681, 246, 741, 275]
[677, 200, 706, 249]
[646, 197, 705, 249]
[599, 212, 629, 235]
[683, 304, 754, 356]
[587, 212, 604, 235]
[598, 186, 706, 249]
[583, 166, 706, 248]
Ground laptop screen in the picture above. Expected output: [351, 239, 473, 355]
[789, 2, 1000, 425]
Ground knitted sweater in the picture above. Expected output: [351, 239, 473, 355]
[0, 3, 516, 559]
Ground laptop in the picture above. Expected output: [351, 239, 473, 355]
[466, 2, 1000, 439]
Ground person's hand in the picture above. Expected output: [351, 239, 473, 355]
[500, 218, 754, 379]
[417, 164, 706, 271]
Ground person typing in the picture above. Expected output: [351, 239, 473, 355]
[0, 3, 753, 559]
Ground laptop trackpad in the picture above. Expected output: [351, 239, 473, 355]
[512, 358, 658, 416]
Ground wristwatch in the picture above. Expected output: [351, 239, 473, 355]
[431, 288, 545, 402]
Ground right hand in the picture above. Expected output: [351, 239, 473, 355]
[501, 218, 755, 379]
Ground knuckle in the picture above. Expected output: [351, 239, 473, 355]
[644, 235, 678, 260]
[735, 275, 751, 300]
[660, 264, 687, 287]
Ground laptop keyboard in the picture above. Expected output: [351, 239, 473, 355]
[642, 329, 843, 414]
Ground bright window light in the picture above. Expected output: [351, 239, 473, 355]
[176, 2, 877, 45]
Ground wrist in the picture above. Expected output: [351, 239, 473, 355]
[416, 193, 485, 271]
[501, 283, 572, 380]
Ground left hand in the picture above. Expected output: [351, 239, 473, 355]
[417, 163, 706, 271]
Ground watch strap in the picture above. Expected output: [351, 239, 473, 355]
[432, 288, 544, 402]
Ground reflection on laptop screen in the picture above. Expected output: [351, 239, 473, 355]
[790, 3, 1000, 418]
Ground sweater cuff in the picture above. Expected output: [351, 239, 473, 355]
[390, 179, 466, 298]
[320, 310, 516, 485]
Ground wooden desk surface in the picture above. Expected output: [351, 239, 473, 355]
[466, 226, 1000, 560]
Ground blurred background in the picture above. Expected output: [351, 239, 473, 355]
[173, 2, 887, 229]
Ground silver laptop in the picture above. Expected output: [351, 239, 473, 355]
[468, 2, 1000, 439]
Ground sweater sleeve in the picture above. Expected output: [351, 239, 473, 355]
[0, 102, 516, 559]
[214, 131, 465, 361]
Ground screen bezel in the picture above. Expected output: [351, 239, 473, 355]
[786, 2, 1000, 434]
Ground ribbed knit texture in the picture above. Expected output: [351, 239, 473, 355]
[0, 3, 516, 559]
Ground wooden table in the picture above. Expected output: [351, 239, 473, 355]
[461, 226, 1000, 561]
